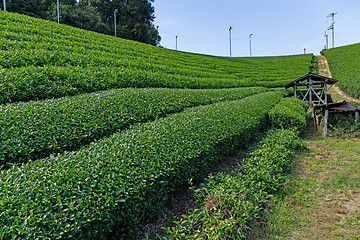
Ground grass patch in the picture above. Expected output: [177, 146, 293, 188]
[262, 128, 360, 239]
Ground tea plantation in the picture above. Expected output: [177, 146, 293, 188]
[0, 12, 316, 104]
[0, 11, 315, 239]
[322, 43, 360, 98]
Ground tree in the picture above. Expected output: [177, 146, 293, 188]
[4, 0, 48, 18]
[48, 2, 109, 34]
[90, 0, 160, 45]
[2, 0, 161, 46]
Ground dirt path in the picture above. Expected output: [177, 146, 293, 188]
[317, 55, 360, 104]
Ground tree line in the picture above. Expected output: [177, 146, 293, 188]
[1, 0, 161, 46]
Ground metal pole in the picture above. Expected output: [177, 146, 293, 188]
[229, 26, 232, 60]
[156, 26, 159, 46]
[57, 0, 59, 23]
[176, 36, 178, 50]
[328, 13, 337, 48]
[3, 0, 6, 11]
[249, 33, 253, 57]
[114, 9, 118, 37]
[324, 31, 328, 50]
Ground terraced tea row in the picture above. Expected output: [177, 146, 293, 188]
[322, 43, 360, 98]
[163, 97, 309, 239]
[0, 12, 315, 104]
[0, 91, 286, 239]
[0, 87, 267, 168]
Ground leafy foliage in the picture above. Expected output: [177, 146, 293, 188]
[0, 12, 314, 104]
[269, 97, 309, 132]
[0, 0, 158, 45]
[0, 91, 285, 239]
[322, 43, 360, 98]
[162, 96, 310, 239]
[0, 87, 267, 168]
[162, 128, 305, 239]
[328, 115, 360, 138]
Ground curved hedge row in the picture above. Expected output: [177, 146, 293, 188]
[0, 87, 267, 168]
[0, 12, 314, 103]
[162, 97, 309, 239]
[269, 97, 309, 132]
[0, 66, 260, 104]
[0, 91, 285, 239]
[163, 129, 304, 239]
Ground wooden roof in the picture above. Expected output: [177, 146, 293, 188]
[314, 101, 359, 111]
[284, 72, 338, 89]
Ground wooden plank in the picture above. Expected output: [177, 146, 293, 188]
[325, 82, 328, 104]
[296, 88, 326, 91]
[312, 103, 318, 130]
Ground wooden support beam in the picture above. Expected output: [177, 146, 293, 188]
[325, 82, 328, 104]
[324, 109, 329, 137]
[310, 87, 326, 104]
[296, 88, 327, 91]
[312, 103, 318, 130]
[356, 111, 359, 122]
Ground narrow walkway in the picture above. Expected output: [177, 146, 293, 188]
[317, 55, 360, 104]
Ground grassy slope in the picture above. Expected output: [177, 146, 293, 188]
[322, 43, 360, 98]
[264, 130, 360, 239]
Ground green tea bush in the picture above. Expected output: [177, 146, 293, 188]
[0, 91, 285, 239]
[0, 12, 314, 103]
[0, 87, 267, 168]
[269, 97, 309, 132]
[322, 43, 360, 98]
[163, 129, 305, 239]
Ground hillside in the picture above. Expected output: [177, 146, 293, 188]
[0, 11, 316, 239]
[0, 11, 315, 104]
[322, 43, 360, 99]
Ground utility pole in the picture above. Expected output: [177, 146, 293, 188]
[114, 9, 118, 37]
[57, 0, 59, 23]
[156, 26, 159, 46]
[229, 26, 233, 60]
[324, 31, 329, 50]
[3, 0, 6, 11]
[175, 36, 178, 50]
[304, 48, 306, 54]
[249, 33, 253, 57]
[328, 12, 337, 48]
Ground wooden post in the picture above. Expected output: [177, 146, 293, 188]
[294, 84, 297, 99]
[312, 103, 318, 130]
[356, 111, 359, 122]
[324, 109, 329, 137]
[324, 82, 328, 104]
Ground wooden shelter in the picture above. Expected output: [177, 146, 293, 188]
[284, 73, 338, 105]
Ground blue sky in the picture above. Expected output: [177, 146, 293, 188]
[153, 0, 360, 57]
